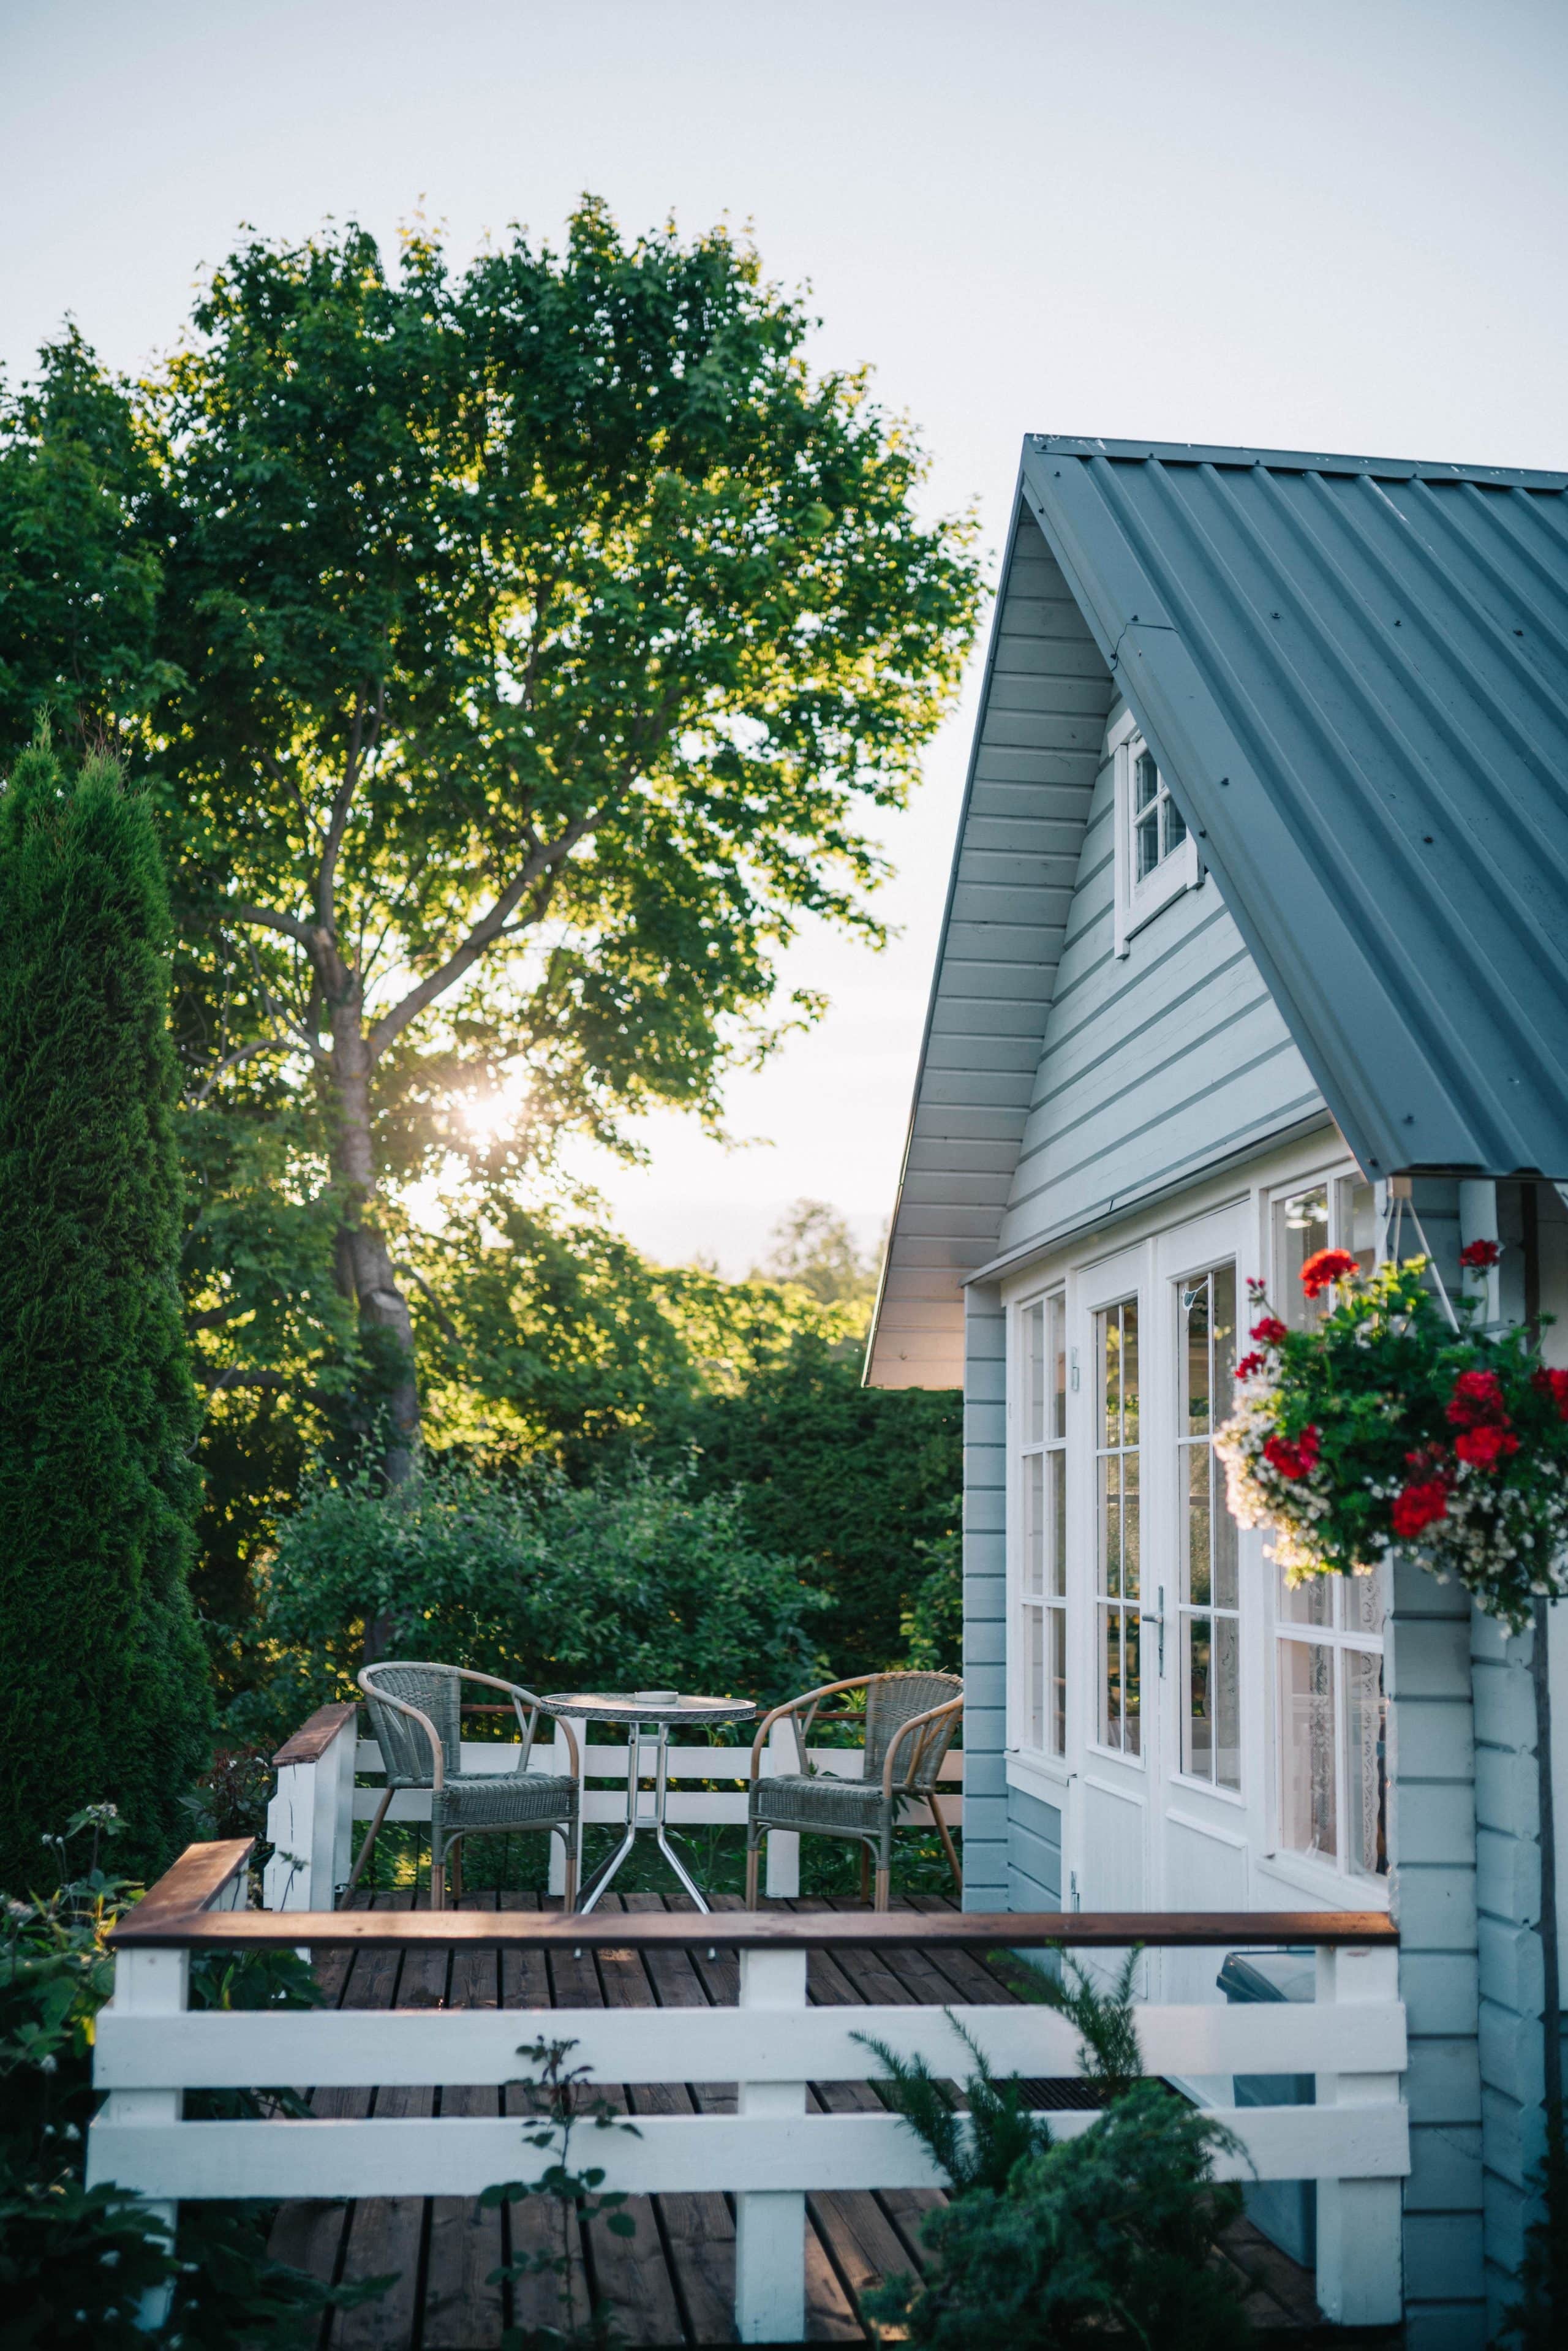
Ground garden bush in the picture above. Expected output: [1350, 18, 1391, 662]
[861, 1952, 1251, 2349]
[238, 1453, 827, 1740]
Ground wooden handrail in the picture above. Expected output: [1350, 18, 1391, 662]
[130, 1838, 255, 1923]
[111, 1845, 1395, 1952]
[272, 1701, 358, 1767]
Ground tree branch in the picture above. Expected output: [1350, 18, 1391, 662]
[317, 684, 368, 937]
[228, 902, 322, 953]
[395, 1262, 459, 1343]
[366, 811, 598, 1059]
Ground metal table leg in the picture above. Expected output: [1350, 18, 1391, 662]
[577, 1719, 712, 1915]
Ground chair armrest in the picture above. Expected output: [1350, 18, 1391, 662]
[748, 1676, 873, 1782]
[880, 1697, 965, 1801]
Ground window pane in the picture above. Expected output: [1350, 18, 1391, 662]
[1100, 1604, 1120, 1747]
[1134, 749, 1159, 809]
[1275, 1187, 1330, 1327]
[1162, 794, 1188, 857]
[1344, 1647, 1388, 1878]
[1343, 1568, 1386, 1640]
[1338, 1176, 1379, 1278]
[1049, 1293, 1067, 1442]
[1182, 1277, 1210, 1435]
[1101, 1454, 1121, 1599]
[1027, 1607, 1044, 1751]
[1280, 1572, 1332, 1627]
[1280, 1639, 1336, 1861]
[1123, 1609, 1141, 1756]
[1184, 1441, 1212, 1607]
[1136, 810, 1160, 880]
[1025, 1453, 1044, 1596]
[1101, 1309, 1121, 1447]
[1212, 1446, 1238, 1611]
[1214, 1611, 1241, 1791]
[1213, 1264, 1236, 1392]
[1027, 1302, 1044, 1445]
[1049, 1451, 1066, 1598]
[1121, 1302, 1139, 1438]
[1184, 1615, 1212, 1780]
[1121, 1444, 1140, 1601]
[1049, 1606, 1066, 1756]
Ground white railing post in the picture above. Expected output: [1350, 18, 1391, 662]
[1314, 1942, 1403, 2325]
[263, 1704, 358, 1911]
[88, 1942, 189, 2331]
[734, 1944, 807, 2342]
[764, 1715, 801, 1899]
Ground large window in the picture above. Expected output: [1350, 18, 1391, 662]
[1019, 1293, 1067, 1755]
[1276, 1572, 1387, 1879]
[1096, 1299, 1140, 1754]
[1177, 1264, 1240, 1789]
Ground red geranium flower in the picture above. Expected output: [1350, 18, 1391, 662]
[1264, 1425, 1321, 1481]
[1531, 1366, 1568, 1421]
[1251, 1316, 1289, 1346]
[1392, 1479, 1450, 1538]
[1460, 1239, 1502, 1271]
[1300, 1248, 1360, 1299]
[1234, 1351, 1264, 1381]
[1454, 1424, 1520, 1470]
[1447, 1370, 1507, 1428]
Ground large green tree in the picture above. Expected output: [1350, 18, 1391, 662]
[0, 746, 209, 1885]
[151, 202, 979, 1481]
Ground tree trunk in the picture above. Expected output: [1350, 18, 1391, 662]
[327, 991, 420, 1470]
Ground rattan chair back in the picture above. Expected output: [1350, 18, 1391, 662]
[360, 1661, 465, 1787]
[864, 1670, 962, 1791]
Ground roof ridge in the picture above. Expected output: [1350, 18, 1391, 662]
[1030, 433, 1568, 491]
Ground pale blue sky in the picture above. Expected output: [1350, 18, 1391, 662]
[6, 0, 1566, 1270]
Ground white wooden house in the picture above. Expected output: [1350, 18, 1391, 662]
[868, 434, 1568, 2347]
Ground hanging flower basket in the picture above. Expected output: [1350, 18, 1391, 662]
[1214, 1242, 1568, 1632]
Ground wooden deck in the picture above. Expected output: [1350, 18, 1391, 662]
[269, 1890, 1336, 2347]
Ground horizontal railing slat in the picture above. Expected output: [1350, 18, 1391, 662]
[94, 1996, 1407, 2089]
[353, 1738, 962, 1782]
[352, 1787, 960, 1827]
[85, 2102, 1410, 2200]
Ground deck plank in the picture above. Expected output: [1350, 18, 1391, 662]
[618, 1895, 739, 2344]
[333, 1896, 447, 2351]
[499, 1894, 589, 2344]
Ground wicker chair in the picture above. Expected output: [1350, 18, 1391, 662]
[745, 1671, 963, 1911]
[355, 1662, 580, 1911]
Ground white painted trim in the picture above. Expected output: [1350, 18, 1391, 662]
[1005, 1749, 1071, 1801]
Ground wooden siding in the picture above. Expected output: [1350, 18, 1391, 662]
[867, 513, 1113, 1387]
[997, 699, 1325, 1259]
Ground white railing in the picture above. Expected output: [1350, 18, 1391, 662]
[92, 1843, 1408, 2340]
[262, 1702, 963, 1911]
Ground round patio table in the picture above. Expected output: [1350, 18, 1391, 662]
[543, 1692, 755, 1914]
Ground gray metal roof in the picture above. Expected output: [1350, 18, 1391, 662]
[1021, 434, 1568, 1182]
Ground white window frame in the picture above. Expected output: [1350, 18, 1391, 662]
[1264, 1163, 1389, 1887]
[1011, 1289, 1068, 1763]
[1110, 705, 1199, 958]
[1173, 1259, 1243, 1797]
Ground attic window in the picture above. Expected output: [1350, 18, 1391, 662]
[1112, 715, 1199, 956]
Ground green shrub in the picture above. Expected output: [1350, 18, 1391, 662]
[646, 1335, 961, 1675]
[861, 1952, 1251, 2349]
[241, 1453, 826, 1737]
[0, 745, 208, 1887]
[1, 1806, 390, 2344]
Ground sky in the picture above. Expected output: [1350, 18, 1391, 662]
[5, 0, 1566, 1272]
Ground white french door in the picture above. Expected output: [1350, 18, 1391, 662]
[1065, 1210, 1252, 1991]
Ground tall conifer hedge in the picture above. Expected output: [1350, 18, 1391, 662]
[0, 745, 208, 1887]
